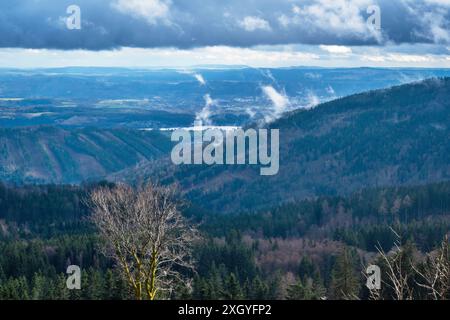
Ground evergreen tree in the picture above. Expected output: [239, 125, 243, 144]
[298, 257, 316, 282]
[248, 276, 269, 300]
[224, 273, 243, 300]
[330, 248, 360, 300]
[31, 273, 46, 300]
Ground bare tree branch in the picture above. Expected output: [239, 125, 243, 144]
[89, 183, 200, 300]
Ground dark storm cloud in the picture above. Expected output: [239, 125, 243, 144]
[0, 0, 448, 50]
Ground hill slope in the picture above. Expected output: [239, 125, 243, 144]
[0, 127, 171, 184]
[116, 78, 450, 212]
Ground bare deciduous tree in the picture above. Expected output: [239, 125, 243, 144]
[375, 228, 414, 300]
[414, 235, 450, 300]
[367, 231, 449, 300]
[89, 183, 198, 300]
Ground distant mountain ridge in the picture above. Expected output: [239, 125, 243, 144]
[2, 67, 450, 130]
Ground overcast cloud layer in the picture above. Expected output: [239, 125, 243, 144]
[1, 0, 449, 50]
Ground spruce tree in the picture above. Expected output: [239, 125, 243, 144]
[224, 273, 243, 300]
[330, 248, 360, 300]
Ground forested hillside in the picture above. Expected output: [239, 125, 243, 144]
[0, 181, 449, 300]
[134, 78, 450, 212]
[0, 127, 171, 184]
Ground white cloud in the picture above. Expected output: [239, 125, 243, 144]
[319, 45, 353, 54]
[246, 108, 257, 119]
[362, 53, 436, 63]
[423, 11, 450, 43]
[0, 46, 320, 68]
[239, 16, 272, 32]
[292, 5, 302, 15]
[279, 0, 374, 36]
[424, 0, 450, 7]
[112, 0, 171, 25]
[387, 54, 435, 62]
[199, 46, 319, 66]
[361, 55, 386, 62]
[403, 0, 450, 44]
[2, 45, 450, 69]
[278, 15, 290, 28]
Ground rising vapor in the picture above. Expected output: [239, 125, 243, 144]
[262, 85, 290, 122]
[194, 74, 206, 86]
[195, 94, 216, 127]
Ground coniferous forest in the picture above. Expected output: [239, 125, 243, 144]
[0, 181, 448, 300]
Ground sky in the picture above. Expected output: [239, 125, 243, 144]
[0, 0, 450, 68]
